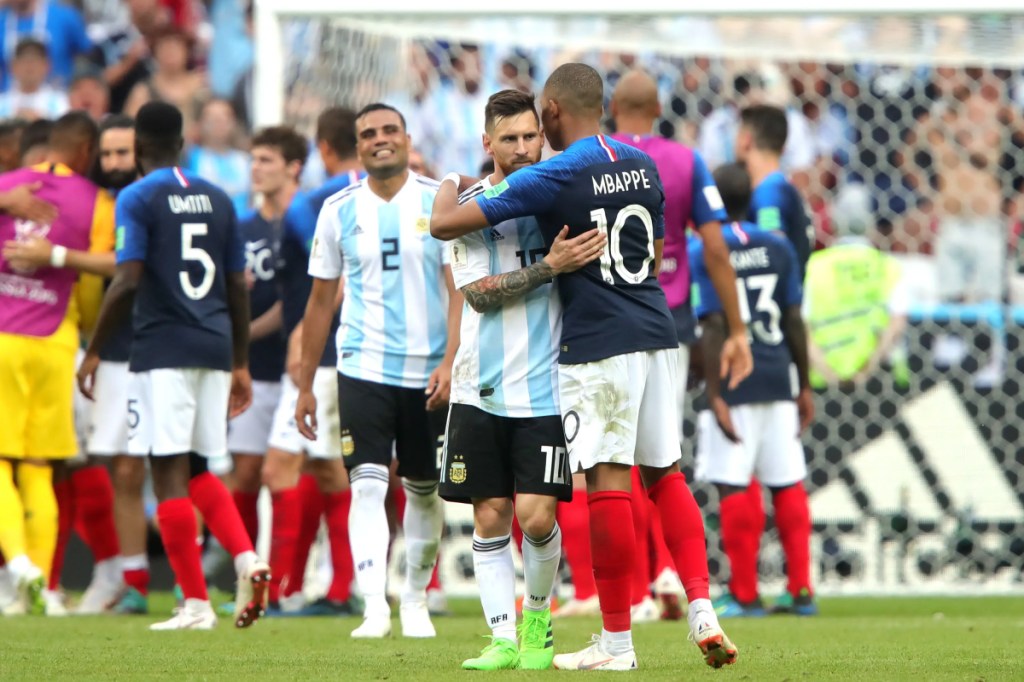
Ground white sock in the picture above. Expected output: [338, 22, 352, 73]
[601, 628, 634, 656]
[6, 554, 35, 581]
[472, 533, 517, 643]
[522, 523, 561, 612]
[688, 598, 719, 628]
[121, 553, 148, 572]
[349, 464, 391, 618]
[400, 478, 443, 605]
[233, 550, 259, 577]
[95, 557, 122, 584]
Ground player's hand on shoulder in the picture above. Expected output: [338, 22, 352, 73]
[543, 226, 607, 275]
[796, 386, 814, 435]
[76, 352, 101, 401]
[425, 361, 452, 412]
[295, 389, 319, 440]
[229, 367, 253, 418]
[0, 182, 58, 225]
[2, 235, 53, 271]
[721, 332, 754, 390]
[711, 396, 741, 444]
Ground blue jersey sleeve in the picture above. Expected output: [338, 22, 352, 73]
[115, 184, 147, 263]
[690, 152, 728, 226]
[475, 158, 565, 225]
[283, 198, 317, 255]
[225, 209, 245, 273]
[688, 241, 722, 318]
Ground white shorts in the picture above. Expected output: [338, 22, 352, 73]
[267, 368, 341, 459]
[559, 348, 680, 472]
[695, 401, 807, 488]
[227, 380, 282, 455]
[128, 368, 231, 458]
[87, 361, 131, 456]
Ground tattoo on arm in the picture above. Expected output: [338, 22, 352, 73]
[461, 261, 555, 313]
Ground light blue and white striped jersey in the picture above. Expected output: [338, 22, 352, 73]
[184, 146, 251, 215]
[307, 172, 450, 389]
[449, 177, 561, 418]
[0, 86, 68, 119]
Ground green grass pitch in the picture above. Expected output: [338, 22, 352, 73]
[2, 596, 1022, 680]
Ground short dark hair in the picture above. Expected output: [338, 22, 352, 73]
[49, 111, 99, 154]
[740, 104, 788, 154]
[14, 38, 47, 60]
[0, 119, 27, 139]
[354, 103, 406, 132]
[19, 118, 52, 158]
[252, 125, 308, 167]
[316, 107, 358, 159]
[135, 101, 183, 160]
[99, 114, 134, 134]
[484, 89, 538, 132]
[712, 162, 753, 222]
[543, 63, 604, 117]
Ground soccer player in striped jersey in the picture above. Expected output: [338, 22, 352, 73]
[78, 102, 270, 631]
[690, 162, 816, 617]
[431, 63, 751, 671]
[439, 89, 606, 671]
[298, 103, 460, 639]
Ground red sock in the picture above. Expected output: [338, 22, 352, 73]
[647, 497, 675, 580]
[647, 472, 711, 602]
[70, 466, 120, 563]
[156, 498, 207, 601]
[772, 483, 813, 598]
[511, 514, 525, 554]
[588, 490, 634, 632]
[557, 489, 597, 600]
[188, 472, 254, 559]
[232, 490, 260, 547]
[50, 478, 74, 591]
[323, 489, 353, 602]
[285, 475, 322, 597]
[629, 469, 651, 606]
[719, 491, 760, 604]
[748, 480, 766, 562]
[427, 559, 442, 592]
[269, 487, 300, 602]
[124, 567, 150, 595]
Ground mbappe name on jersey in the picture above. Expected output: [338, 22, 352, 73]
[591, 168, 652, 195]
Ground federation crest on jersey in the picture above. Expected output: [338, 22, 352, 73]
[416, 216, 429, 234]
[449, 454, 467, 484]
[341, 432, 355, 457]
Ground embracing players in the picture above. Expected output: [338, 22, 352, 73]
[439, 89, 605, 670]
[432, 63, 751, 670]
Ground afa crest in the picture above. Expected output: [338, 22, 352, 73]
[341, 432, 355, 457]
[449, 455, 467, 484]
[416, 216, 429, 234]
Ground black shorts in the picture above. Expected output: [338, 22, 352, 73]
[439, 403, 572, 504]
[337, 372, 445, 481]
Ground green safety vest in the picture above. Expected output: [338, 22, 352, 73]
[805, 243, 901, 387]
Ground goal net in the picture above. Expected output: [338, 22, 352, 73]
[254, 3, 1024, 597]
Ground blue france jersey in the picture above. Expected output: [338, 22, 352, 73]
[476, 135, 677, 364]
[308, 173, 449, 389]
[449, 178, 561, 418]
[239, 210, 285, 382]
[116, 167, 245, 373]
[279, 170, 361, 367]
[749, 171, 813, 278]
[690, 222, 802, 406]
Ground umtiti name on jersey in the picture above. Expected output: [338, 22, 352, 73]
[168, 194, 214, 214]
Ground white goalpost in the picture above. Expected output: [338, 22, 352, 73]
[252, 0, 1024, 598]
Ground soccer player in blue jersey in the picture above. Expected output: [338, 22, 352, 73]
[431, 63, 751, 671]
[298, 103, 460, 639]
[78, 102, 270, 631]
[735, 105, 814, 277]
[225, 125, 306, 558]
[263, 107, 362, 614]
[438, 89, 606, 670]
[690, 162, 816, 617]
